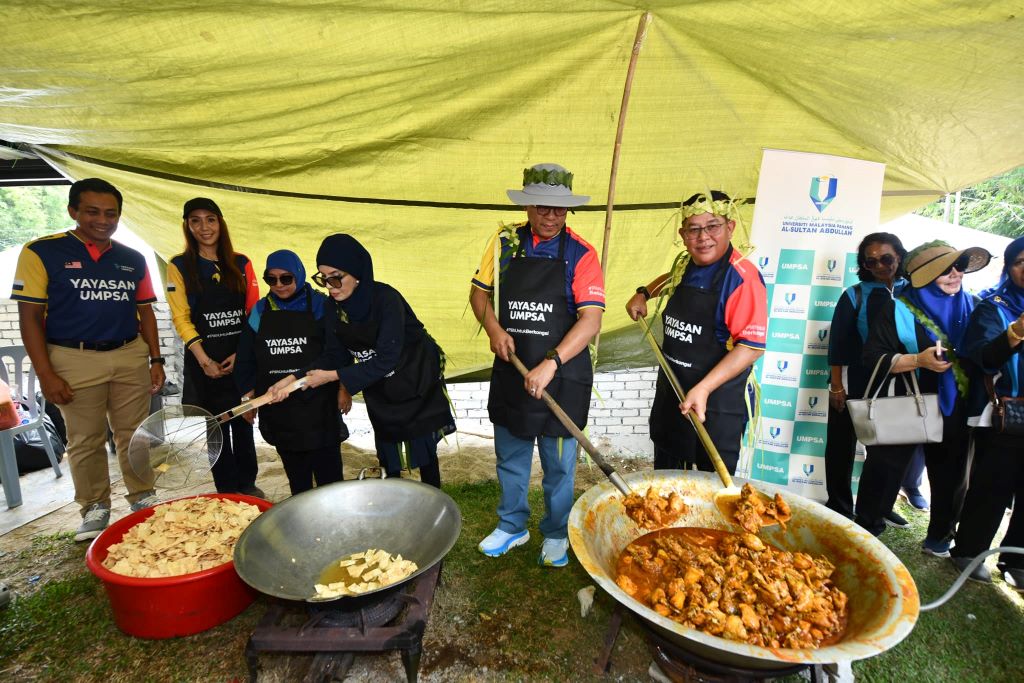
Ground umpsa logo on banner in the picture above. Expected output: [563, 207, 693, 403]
[758, 256, 770, 270]
[803, 463, 815, 477]
[810, 175, 838, 213]
[784, 292, 797, 305]
[769, 426, 782, 439]
[776, 360, 788, 372]
[826, 259, 837, 273]
[818, 329, 828, 342]
[808, 396, 819, 409]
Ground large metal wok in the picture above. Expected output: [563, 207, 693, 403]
[568, 470, 918, 670]
[234, 479, 461, 602]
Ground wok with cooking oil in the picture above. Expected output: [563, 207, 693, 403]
[568, 470, 918, 670]
[234, 478, 461, 602]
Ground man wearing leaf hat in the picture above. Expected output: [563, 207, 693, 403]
[625, 190, 767, 475]
[470, 163, 605, 568]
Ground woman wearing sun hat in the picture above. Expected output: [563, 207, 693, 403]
[234, 249, 346, 496]
[854, 240, 991, 556]
[949, 235, 1024, 587]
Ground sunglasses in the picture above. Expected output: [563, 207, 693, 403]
[941, 255, 971, 276]
[863, 254, 896, 269]
[263, 274, 295, 286]
[533, 206, 568, 217]
[312, 272, 346, 289]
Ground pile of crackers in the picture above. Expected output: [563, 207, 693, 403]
[102, 497, 262, 578]
[314, 549, 418, 599]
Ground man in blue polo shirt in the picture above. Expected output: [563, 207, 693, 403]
[13, 178, 165, 540]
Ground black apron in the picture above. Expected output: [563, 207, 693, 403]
[182, 266, 246, 411]
[253, 292, 338, 451]
[487, 227, 592, 439]
[649, 246, 749, 447]
[332, 307, 452, 448]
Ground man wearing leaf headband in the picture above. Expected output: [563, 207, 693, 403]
[470, 163, 605, 568]
[625, 190, 767, 475]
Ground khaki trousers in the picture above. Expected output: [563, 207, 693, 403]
[48, 337, 155, 514]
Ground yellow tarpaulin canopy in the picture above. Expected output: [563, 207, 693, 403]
[2, 1, 1022, 374]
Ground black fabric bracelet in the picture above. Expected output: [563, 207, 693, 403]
[636, 286, 651, 301]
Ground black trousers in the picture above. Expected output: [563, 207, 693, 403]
[278, 444, 343, 496]
[653, 411, 746, 475]
[824, 404, 858, 518]
[855, 428, 971, 539]
[210, 418, 258, 493]
[952, 430, 1024, 570]
[386, 458, 441, 489]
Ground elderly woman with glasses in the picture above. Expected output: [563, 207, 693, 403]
[234, 249, 346, 495]
[855, 240, 991, 556]
[625, 190, 767, 476]
[268, 234, 454, 488]
[825, 232, 921, 524]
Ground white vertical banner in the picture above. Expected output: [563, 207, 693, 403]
[744, 149, 884, 501]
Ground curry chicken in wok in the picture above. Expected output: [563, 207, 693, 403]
[615, 527, 848, 649]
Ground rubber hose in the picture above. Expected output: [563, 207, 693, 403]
[920, 546, 1024, 611]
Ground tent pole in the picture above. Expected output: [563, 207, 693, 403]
[593, 10, 652, 361]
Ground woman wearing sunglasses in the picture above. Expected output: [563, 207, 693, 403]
[950, 236, 1024, 587]
[855, 240, 991, 556]
[166, 197, 262, 496]
[825, 233, 917, 523]
[268, 234, 455, 488]
[234, 250, 346, 495]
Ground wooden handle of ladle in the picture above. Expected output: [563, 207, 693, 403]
[508, 352, 632, 497]
[216, 377, 309, 423]
[636, 316, 734, 489]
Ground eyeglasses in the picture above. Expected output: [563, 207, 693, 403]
[941, 255, 971, 276]
[681, 221, 726, 241]
[263, 274, 295, 286]
[533, 206, 568, 217]
[863, 254, 896, 269]
[312, 272, 346, 289]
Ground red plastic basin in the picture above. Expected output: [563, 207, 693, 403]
[85, 493, 272, 639]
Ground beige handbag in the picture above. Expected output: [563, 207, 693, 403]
[846, 355, 943, 446]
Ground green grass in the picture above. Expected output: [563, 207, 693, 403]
[2, 487, 1022, 682]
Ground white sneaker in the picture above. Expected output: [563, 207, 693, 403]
[539, 538, 569, 567]
[478, 528, 529, 557]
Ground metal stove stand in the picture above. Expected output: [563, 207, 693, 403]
[245, 563, 441, 683]
[596, 604, 828, 683]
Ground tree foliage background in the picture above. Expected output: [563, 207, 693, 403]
[0, 186, 70, 251]
[916, 166, 1024, 238]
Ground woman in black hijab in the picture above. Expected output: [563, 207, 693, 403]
[268, 234, 454, 487]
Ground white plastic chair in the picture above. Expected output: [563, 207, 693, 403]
[1, 345, 62, 509]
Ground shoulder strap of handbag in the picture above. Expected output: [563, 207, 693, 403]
[864, 353, 923, 401]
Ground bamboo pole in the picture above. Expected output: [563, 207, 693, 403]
[592, 10, 652, 361]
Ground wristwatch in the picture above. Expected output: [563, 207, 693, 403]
[635, 285, 651, 301]
[545, 348, 563, 369]
[150, 356, 166, 366]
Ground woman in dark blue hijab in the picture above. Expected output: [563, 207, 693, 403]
[269, 234, 455, 488]
[855, 240, 991, 556]
[235, 249, 345, 495]
[950, 236, 1024, 587]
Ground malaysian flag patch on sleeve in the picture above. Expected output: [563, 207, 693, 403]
[166, 283, 176, 292]
[12, 279, 24, 291]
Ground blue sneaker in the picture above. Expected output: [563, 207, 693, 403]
[539, 538, 569, 568]
[921, 538, 951, 558]
[901, 487, 930, 511]
[478, 528, 530, 557]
